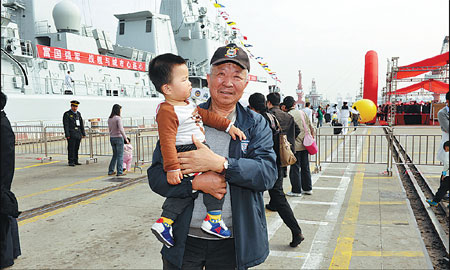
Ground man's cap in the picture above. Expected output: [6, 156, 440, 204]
[283, 96, 296, 109]
[70, 100, 80, 106]
[210, 43, 250, 72]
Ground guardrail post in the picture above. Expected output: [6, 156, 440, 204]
[86, 127, 97, 164]
[134, 129, 143, 173]
[315, 127, 321, 173]
[387, 126, 393, 176]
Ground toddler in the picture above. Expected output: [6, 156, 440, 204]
[123, 137, 133, 172]
[148, 53, 246, 247]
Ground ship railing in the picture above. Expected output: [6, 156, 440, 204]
[1, 73, 158, 98]
[313, 125, 443, 175]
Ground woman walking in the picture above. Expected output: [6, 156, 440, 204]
[108, 104, 129, 176]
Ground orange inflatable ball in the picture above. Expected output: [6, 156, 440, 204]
[352, 99, 377, 123]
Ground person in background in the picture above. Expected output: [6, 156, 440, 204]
[123, 137, 133, 173]
[248, 93, 305, 248]
[351, 106, 361, 131]
[63, 100, 86, 166]
[331, 111, 338, 125]
[147, 43, 277, 270]
[64, 70, 74, 93]
[324, 104, 331, 123]
[377, 105, 382, 121]
[108, 104, 129, 176]
[427, 141, 449, 206]
[339, 101, 357, 135]
[302, 102, 313, 124]
[284, 96, 315, 197]
[317, 105, 324, 128]
[0, 92, 21, 268]
[437, 91, 449, 163]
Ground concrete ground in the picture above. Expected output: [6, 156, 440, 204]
[9, 128, 435, 269]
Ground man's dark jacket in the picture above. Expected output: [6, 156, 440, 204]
[62, 110, 86, 139]
[0, 110, 21, 268]
[147, 99, 277, 269]
[0, 111, 19, 218]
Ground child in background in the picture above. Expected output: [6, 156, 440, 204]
[331, 111, 338, 125]
[148, 53, 246, 248]
[427, 141, 449, 206]
[123, 137, 133, 173]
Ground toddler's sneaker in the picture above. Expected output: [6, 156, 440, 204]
[151, 218, 174, 247]
[201, 215, 231, 238]
[426, 199, 438, 206]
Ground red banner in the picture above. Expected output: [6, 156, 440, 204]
[36, 45, 146, 72]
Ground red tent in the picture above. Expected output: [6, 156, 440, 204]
[390, 79, 449, 95]
[395, 52, 449, 79]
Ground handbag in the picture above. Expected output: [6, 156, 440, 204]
[266, 113, 297, 167]
[299, 111, 318, 155]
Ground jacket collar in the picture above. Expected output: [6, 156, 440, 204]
[199, 98, 255, 132]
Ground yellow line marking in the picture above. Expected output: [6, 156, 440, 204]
[423, 175, 442, 178]
[330, 130, 371, 269]
[17, 174, 108, 200]
[19, 184, 139, 226]
[351, 251, 424, 257]
[359, 201, 406, 205]
[329, 169, 365, 268]
[15, 161, 61, 170]
[363, 176, 392, 179]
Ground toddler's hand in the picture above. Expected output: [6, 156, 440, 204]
[228, 125, 246, 141]
[167, 170, 183, 185]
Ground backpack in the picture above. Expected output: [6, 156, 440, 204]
[265, 112, 297, 167]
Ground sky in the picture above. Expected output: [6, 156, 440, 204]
[73, 0, 449, 103]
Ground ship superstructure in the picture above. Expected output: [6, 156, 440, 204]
[1, 0, 277, 122]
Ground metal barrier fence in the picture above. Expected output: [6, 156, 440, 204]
[13, 124, 443, 174]
[313, 125, 443, 175]
[12, 124, 159, 172]
[313, 126, 392, 174]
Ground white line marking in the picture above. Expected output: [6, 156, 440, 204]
[269, 250, 311, 258]
[291, 200, 338, 206]
[267, 216, 284, 241]
[297, 219, 329, 226]
[313, 187, 345, 190]
[319, 175, 350, 179]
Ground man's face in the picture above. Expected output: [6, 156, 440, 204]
[207, 62, 248, 107]
[71, 105, 78, 112]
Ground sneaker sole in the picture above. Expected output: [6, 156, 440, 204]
[151, 228, 174, 247]
[201, 224, 231, 238]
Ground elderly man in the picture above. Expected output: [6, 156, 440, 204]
[147, 44, 277, 270]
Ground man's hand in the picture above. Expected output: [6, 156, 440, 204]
[192, 172, 227, 200]
[167, 170, 183, 185]
[228, 125, 246, 141]
[178, 135, 226, 175]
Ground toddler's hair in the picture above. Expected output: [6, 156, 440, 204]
[444, 141, 449, 150]
[124, 137, 131, 144]
[148, 53, 186, 94]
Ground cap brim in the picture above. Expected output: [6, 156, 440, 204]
[211, 59, 248, 71]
